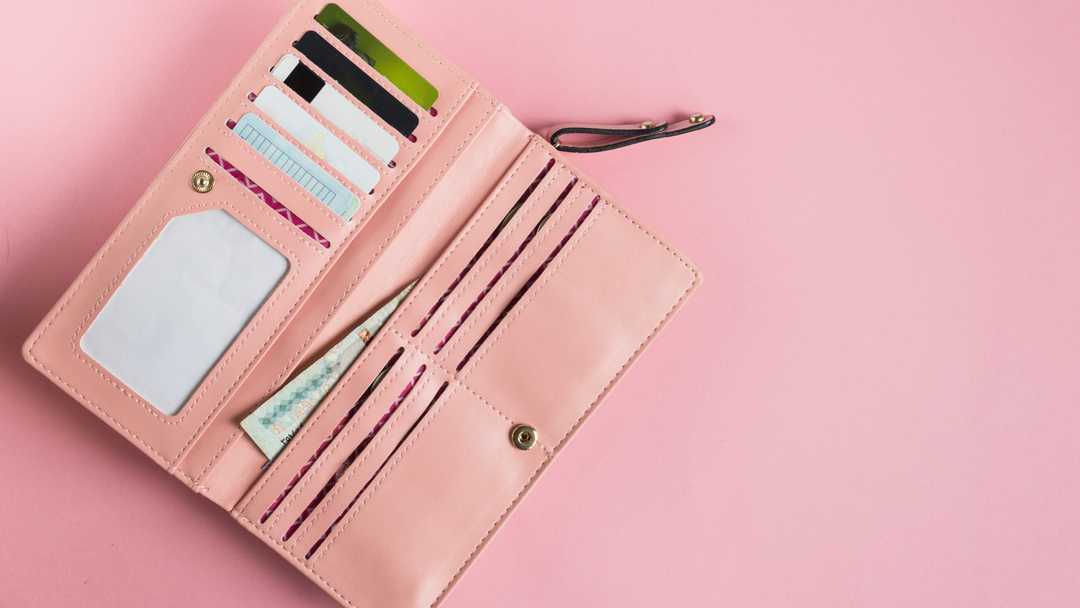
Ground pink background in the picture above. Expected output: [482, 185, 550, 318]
[2, 0, 1080, 606]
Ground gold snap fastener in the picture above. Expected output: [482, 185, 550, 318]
[689, 113, 705, 124]
[511, 425, 537, 450]
[191, 170, 214, 193]
[640, 121, 656, 129]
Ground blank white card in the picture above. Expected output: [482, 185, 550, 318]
[82, 209, 289, 416]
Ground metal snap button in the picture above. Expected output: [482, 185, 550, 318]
[511, 425, 537, 450]
[191, 170, 214, 193]
[689, 113, 705, 124]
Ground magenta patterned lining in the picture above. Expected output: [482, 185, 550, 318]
[259, 348, 405, 525]
[206, 147, 330, 248]
[456, 195, 602, 372]
[305, 377, 449, 559]
[283, 363, 426, 542]
[411, 159, 556, 337]
[433, 177, 578, 354]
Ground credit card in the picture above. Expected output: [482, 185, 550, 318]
[315, 3, 439, 110]
[232, 113, 361, 221]
[270, 54, 399, 165]
[253, 85, 380, 194]
[294, 30, 419, 138]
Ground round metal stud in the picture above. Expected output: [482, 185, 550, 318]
[511, 424, 538, 450]
[689, 113, 705, 124]
[191, 170, 214, 193]
[640, 121, 656, 129]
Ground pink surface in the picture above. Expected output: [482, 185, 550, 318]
[1, 0, 1079, 607]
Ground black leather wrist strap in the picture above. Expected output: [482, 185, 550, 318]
[546, 113, 715, 153]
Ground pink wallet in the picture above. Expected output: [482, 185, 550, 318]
[22, 1, 704, 606]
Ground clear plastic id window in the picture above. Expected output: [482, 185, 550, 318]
[81, 210, 289, 416]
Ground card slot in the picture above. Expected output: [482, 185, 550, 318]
[304, 385, 548, 603]
[412, 168, 578, 360]
[233, 100, 378, 211]
[303, 0, 473, 127]
[257, 343, 409, 528]
[296, 375, 451, 558]
[284, 34, 420, 148]
[409, 159, 556, 339]
[248, 85, 389, 181]
[432, 177, 578, 356]
[206, 147, 330, 248]
[263, 56, 400, 167]
[293, 29, 420, 140]
[314, 4, 440, 112]
[391, 146, 558, 350]
[455, 194, 602, 372]
[209, 131, 349, 244]
[436, 182, 598, 368]
[287, 367, 434, 552]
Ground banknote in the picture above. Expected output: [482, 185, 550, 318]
[241, 281, 416, 460]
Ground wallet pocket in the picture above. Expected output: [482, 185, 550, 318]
[23, 144, 339, 469]
[307, 385, 547, 608]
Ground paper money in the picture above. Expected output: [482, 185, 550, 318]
[241, 281, 416, 460]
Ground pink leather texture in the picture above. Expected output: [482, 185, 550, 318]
[18, 1, 699, 608]
[7, 0, 1080, 607]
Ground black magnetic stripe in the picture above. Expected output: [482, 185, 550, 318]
[294, 31, 418, 137]
[282, 61, 325, 103]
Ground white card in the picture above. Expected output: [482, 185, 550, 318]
[254, 85, 381, 194]
[270, 54, 400, 165]
[81, 210, 289, 416]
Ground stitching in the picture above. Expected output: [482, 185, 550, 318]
[419, 167, 566, 346]
[269, 349, 416, 529]
[237, 315, 404, 514]
[255, 85, 483, 398]
[426, 207, 701, 608]
[221, 117, 349, 228]
[236, 512, 361, 608]
[257, 72, 388, 178]
[239, 91, 489, 514]
[360, 0, 470, 86]
[289, 369, 437, 549]
[426, 455, 550, 608]
[195, 428, 241, 484]
[386, 326, 549, 453]
[438, 185, 586, 359]
[24, 353, 175, 468]
[70, 201, 301, 425]
[27, 0, 317, 460]
[200, 156, 322, 253]
[311, 381, 461, 565]
[392, 142, 543, 327]
[456, 203, 607, 377]
[36, 2, 480, 477]
[308, 23, 429, 122]
[281, 35, 418, 159]
[236, 93, 389, 216]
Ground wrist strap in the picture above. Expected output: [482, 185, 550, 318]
[546, 113, 715, 153]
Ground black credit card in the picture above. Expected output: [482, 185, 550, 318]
[294, 31, 419, 138]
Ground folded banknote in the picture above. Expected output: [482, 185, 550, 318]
[241, 281, 415, 460]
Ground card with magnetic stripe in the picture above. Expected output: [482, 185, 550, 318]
[232, 113, 361, 221]
[270, 54, 399, 164]
[253, 85, 380, 193]
[294, 30, 419, 138]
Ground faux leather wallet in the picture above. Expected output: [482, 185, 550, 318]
[23, 1, 704, 606]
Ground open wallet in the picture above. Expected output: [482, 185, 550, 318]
[22, 1, 707, 606]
